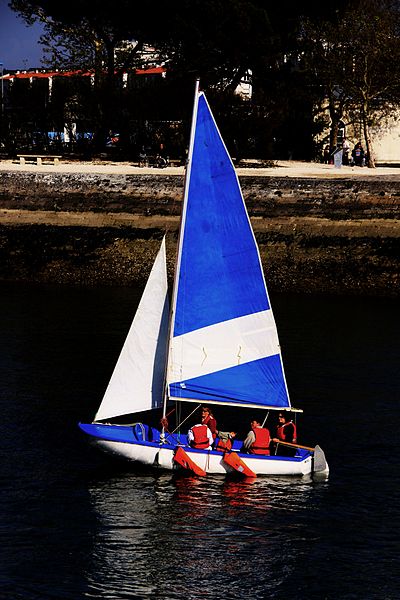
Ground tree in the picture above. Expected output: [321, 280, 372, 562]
[300, 15, 353, 153]
[343, 0, 400, 167]
[10, 0, 274, 90]
[301, 0, 400, 167]
[158, 0, 273, 91]
[10, 0, 276, 153]
[10, 0, 169, 146]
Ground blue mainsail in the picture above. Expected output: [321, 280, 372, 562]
[167, 92, 290, 410]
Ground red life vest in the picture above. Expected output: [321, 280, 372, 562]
[277, 421, 297, 443]
[190, 424, 211, 449]
[215, 437, 233, 452]
[250, 427, 270, 455]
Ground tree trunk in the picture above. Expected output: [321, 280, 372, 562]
[92, 35, 116, 151]
[328, 93, 343, 154]
[329, 115, 339, 153]
[362, 103, 376, 168]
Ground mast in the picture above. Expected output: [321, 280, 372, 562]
[162, 85, 294, 413]
[161, 79, 200, 426]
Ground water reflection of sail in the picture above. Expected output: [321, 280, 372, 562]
[166, 475, 316, 594]
[85, 473, 328, 598]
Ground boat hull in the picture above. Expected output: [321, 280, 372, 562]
[96, 439, 313, 476]
[79, 423, 323, 476]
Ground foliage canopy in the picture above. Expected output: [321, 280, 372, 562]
[5, 0, 400, 164]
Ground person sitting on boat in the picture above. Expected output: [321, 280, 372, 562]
[187, 423, 214, 450]
[201, 405, 217, 440]
[241, 419, 271, 455]
[215, 431, 236, 452]
[272, 412, 297, 456]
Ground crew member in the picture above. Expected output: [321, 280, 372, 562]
[201, 405, 217, 440]
[241, 419, 271, 455]
[215, 431, 236, 452]
[272, 412, 297, 456]
[187, 423, 213, 450]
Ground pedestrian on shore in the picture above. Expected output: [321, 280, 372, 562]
[342, 138, 351, 165]
[352, 142, 365, 167]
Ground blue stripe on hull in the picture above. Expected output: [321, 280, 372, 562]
[169, 355, 290, 407]
[79, 423, 137, 443]
[174, 94, 269, 337]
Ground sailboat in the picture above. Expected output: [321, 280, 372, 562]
[79, 83, 328, 478]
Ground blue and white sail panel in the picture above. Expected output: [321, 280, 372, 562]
[173, 92, 270, 337]
[168, 309, 290, 408]
[169, 356, 289, 408]
[167, 92, 290, 409]
[95, 238, 169, 421]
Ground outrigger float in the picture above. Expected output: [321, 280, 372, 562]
[79, 82, 329, 479]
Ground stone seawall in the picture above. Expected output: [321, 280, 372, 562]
[1, 169, 399, 295]
[1, 170, 400, 217]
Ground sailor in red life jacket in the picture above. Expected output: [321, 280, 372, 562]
[215, 431, 236, 452]
[201, 405, 217, 441]
[187, 423, 214, 450]
[241, 419, 271, 455]
[272, 412, 297, 456]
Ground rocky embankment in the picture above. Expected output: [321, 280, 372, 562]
[0, 166, 399, 295]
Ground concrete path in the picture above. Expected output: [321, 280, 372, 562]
[1, 159, 399, 179]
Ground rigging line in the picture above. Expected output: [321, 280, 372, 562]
[166, 79, 200, 403]
[169, 403, 201, 434]
[165, 407, 176, 418]
[261, 411, 270, 427]
[162, 70, 188, 230]
[159, 236, 171, 436]
[175, 400, 182, 441]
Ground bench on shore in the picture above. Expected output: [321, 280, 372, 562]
[137, 156, 183, 168]
[168, 158, 183, 167]
[17, 154, 62, 166]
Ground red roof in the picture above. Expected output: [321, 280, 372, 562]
[0, 66, 166, 80]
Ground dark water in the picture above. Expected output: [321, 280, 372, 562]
[1, 283, 399, 600]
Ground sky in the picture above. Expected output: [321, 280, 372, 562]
[0, 0, 44, 70]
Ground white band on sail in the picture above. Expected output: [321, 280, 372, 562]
[168, 309, 280, 384]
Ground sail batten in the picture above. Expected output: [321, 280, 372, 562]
[166, 91, 291, 410]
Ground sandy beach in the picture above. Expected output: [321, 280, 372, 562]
[1, 158, 400, 179]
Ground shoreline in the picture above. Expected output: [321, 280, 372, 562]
[1, 160, 399, 295]
[1, 158, 400, 179]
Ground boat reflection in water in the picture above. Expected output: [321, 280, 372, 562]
[84, 471, 327, 599]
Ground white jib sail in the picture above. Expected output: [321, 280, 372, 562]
[94, 238, 169, 421]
